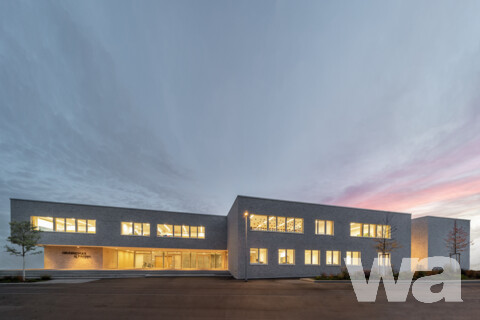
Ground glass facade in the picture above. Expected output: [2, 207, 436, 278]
[104, 248, 228, 270]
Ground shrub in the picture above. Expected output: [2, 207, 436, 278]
[40, 275, 51, 281]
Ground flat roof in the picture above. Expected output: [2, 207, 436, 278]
[236, 195, 412, 216]
[10, 198, 225, 218]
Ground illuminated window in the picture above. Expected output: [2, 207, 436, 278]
[268, 216, 276, 231]
[198, 226, 205, 239]
[278, 249, 295, 265]
[277, 217, 286, 232]
[326, 250, 341, 265]
[316, 220, 334, 235]
[143, 223, 150, 236]
[295, 218, 303, 233]
[87, 220, 96, 234]
[286, 218, 295, 232]
[346, 251, 361, 266]
[121, 222, 133, 235]
[378, 252, 391, 266]
[66, 218, 76, 232]
[191, 226, 198, 238]
[305, 250, 320, 265]
[134, 223, 142, 236]
[32, 216, 54, 232]
[122, 222, 150, 236]
[350, 222, 391, 238]
[250, 215, 268, 231]
[77, 219, 87, 233]
[55, 218, 65, 232]
[350, 223, 362, 237]
[174, 225, 182, 237]
[182, 225, 190, 238]
[384, 225, 391, 238]
[250, 248, 268, 264]
[157, 224, 173, 237]
[31, 216, 95, 234]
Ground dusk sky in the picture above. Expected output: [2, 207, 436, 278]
[0, 1, 479, 269]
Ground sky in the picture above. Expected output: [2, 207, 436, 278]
[0, 0, 479, 269]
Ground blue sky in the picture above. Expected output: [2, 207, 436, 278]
[1, 0, 479, 269]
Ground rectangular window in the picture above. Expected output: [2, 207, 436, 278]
[190, 226, 198, 238]
[305, 250, 320, 265]
[268, 216, 276, 231]
[121, 222, 133, 235]
[384, 225, 391, 239]
[66, 218, 76, 232]
[55, 218, 65, 232]
[315, 220, 325, 235]
[250, 215, 268, 231]
[157, 224, 173, 237]
[326, 250, 341, 265]
[250, 248, 268, 264]
[198, 226, 205, 239]
[378, 252, 391, 266]
[277, 217, 286, 232]
[87, 220, 96, 234]
[31, 216, 94, 234]
[278, 249, 295, 265]
[316, 220, 334, 235]
[77, 219, 87, 233]
[134, 223, 142, 236]
[326, 220, 334, 235]
[182, 225, 190, 238]
[174, 225, 182, 237]
[286, 218, 295, 232]
[376, 225, 383, 238]
[295, 218, 303, 233]
[350, 223, 362, 237]
[350, 222, 391, 238]
[143, 223, 150, 236]
[346, 251, 361, 266]
[32, 216, 54, 232]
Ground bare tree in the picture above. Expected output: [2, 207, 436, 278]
[444, 220, 472, 267]
[373, 214, 402, 270]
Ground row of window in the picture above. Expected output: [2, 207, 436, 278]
[121, 222, 206, 239]
[350, 223, 391, 238]
[250, 215, 304, 233]
[250, 249, 368, 266]
[31, 216, 96, 234]
[249, 215, 391, 239]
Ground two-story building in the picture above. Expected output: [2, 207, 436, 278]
[9, 195, 470, 278]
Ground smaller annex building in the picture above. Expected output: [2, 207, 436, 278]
[9, 195, 471, 278]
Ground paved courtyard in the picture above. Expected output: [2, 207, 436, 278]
[0, 277, 479, 319]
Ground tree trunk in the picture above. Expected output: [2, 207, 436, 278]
[22, 255, 26, 282]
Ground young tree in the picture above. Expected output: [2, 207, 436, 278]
[5, 221, 42, 281]
[373, 215, 402, 272]
[444, 220, 472, 267]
